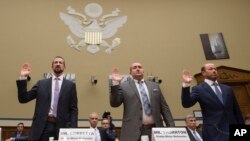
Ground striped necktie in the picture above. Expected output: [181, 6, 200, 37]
[138, 81, 152, 115]
[213, 83, 223, 104]
[193, 131, 202, 141]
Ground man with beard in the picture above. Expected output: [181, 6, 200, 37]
[16, 56, 78, 141]
[181, 63, 244, 141]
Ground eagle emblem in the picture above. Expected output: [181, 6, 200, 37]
[59, 3, 127, 54]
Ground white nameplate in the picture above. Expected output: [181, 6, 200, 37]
[59, 128, 95, 141]
[152, 127, 190, 141]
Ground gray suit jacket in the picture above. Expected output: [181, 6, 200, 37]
[110, 79, 175, 141]
[16, 78, 78, 140]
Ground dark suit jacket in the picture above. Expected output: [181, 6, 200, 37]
[185, 127, 202, 141]
[97, 127, 109, 141]
[103, 128, 116, 141]
[110, 79, 175, 141]
[11, 132, 28, 141]
[16, 78, 78, 140]
[182, 82, 244, 141]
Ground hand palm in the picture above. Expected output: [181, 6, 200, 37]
[112, 68, 123, 81]
[182, 69, 192, 83]
[21, 63, 31, 76]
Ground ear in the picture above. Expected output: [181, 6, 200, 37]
[201, 71, 206, 76]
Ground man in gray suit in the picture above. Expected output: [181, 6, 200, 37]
[110, 62, 175, 141]
[16, 56, 78, 141]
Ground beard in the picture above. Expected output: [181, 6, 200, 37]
[53, 67, 63, 75]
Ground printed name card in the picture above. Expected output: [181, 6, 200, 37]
[152, 127, 190, 141]
[59, 128, 95, 141]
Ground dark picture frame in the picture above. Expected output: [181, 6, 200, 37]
[200, 33, 229, 60]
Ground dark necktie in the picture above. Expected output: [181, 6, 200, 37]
[213, 83, 223, 104]
[53, 77, 60, 117]
[193, 131, 202, 141]
[138, 81, 152, 115]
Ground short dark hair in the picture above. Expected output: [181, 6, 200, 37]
[17, 122, 24, 127]
[201, 65, 205, 72]
[102, 111, 111, 119]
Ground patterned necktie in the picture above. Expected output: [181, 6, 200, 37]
[53, 77, 60, 117]
[138, 81, 152, 115]
[193, 131, 202, 141]
[213, 83, 223, 104]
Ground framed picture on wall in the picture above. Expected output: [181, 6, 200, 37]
[200, 33, 229, 60]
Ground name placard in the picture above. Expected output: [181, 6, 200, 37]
[152, 127, 190, 141]
[59, 128, 95, 141]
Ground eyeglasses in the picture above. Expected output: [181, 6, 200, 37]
[102, 122, 109, 125]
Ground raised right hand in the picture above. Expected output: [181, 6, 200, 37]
[111, 68, 123, 83]
[20, 63, 31, 77]
[182, 69, 192, 84]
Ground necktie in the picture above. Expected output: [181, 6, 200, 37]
[138, 81, 152, 115]
[53, 77, 60, 117]
[213, 83, 223, 104]
[16, 133, 21, 138]
[193, 131, 202, 141]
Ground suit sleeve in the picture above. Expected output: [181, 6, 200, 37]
[110, 85, 124, 107]
[182, 86, 199, 108]
[159, 86, 175, 127]
[16, 80, 38, 103]
[230, 88, 244, 124]
[70, 83, 78, 127]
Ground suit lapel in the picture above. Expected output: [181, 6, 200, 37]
[59, 78, 67, 99]
[218, 84, 228, 105]
[47, 78, 52, 100]
[144, 80, 153, 103]
[128, 79, 141, 99]
[201, 82, 224, 105]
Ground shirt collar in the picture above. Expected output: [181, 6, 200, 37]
[133, 79, 145, 84]
[204, 78, 218, 86]
[52, 74, 64, 80]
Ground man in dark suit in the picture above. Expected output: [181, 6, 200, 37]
[101, 118, 117, 141]
[185, 115, 203, 141]
[182, 63, 244, 141]
[6, 122, 28, 141]
[88, 112, 108, 141]
[16, 56, 78, 141]
[110, 62, 175, 141]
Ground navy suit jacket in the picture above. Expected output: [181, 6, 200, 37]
[16, 78, 78, 140]
[182, 82, 244, 141]
[97, 127, 109, 141]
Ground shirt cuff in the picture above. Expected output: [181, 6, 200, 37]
[112, 80, 120, 86]
[182, 82, 191, 87]
[19, 76, 27, 80]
